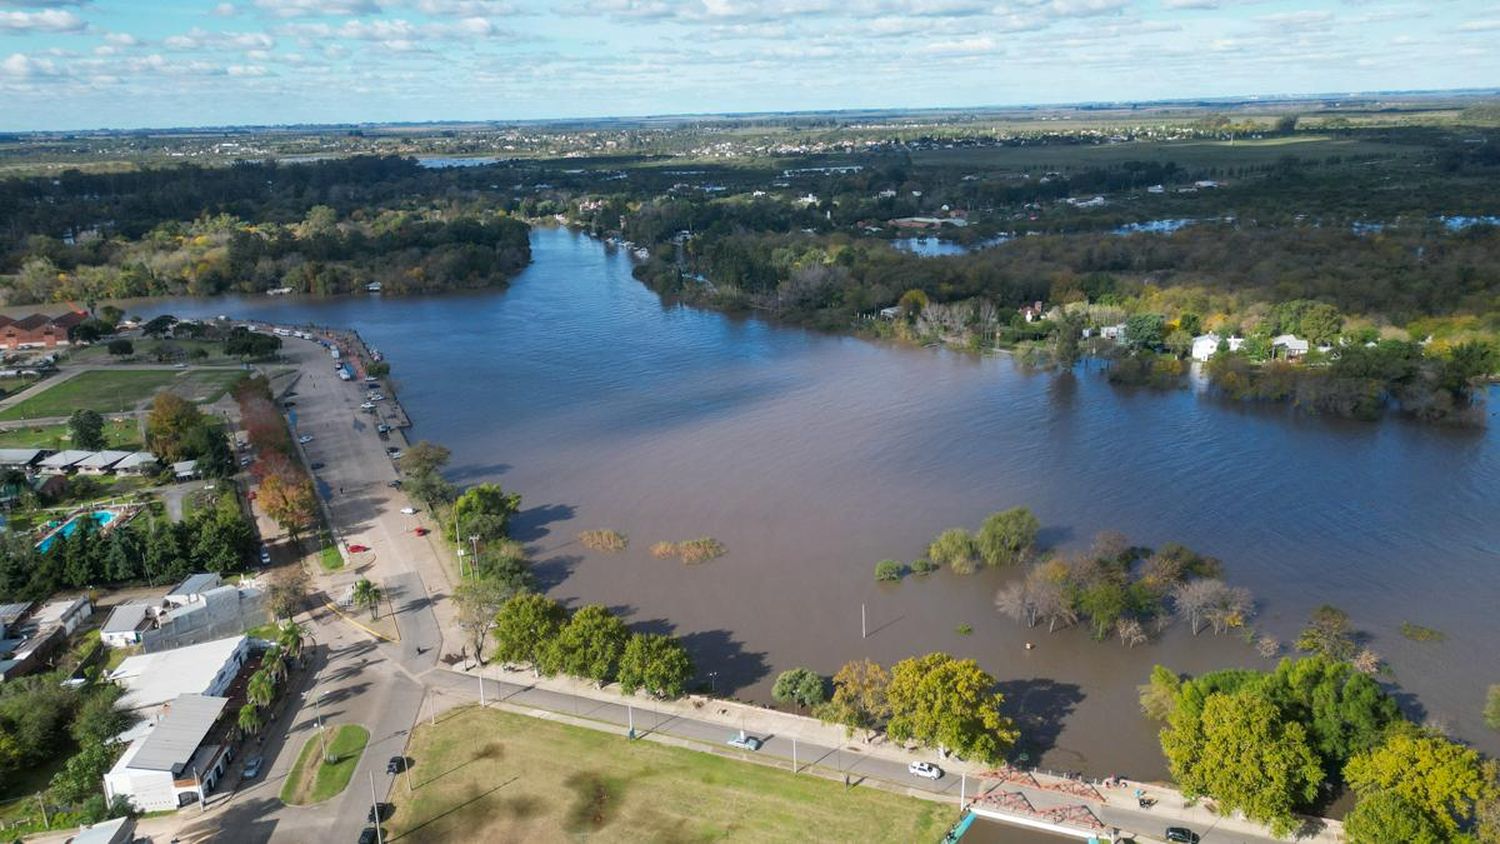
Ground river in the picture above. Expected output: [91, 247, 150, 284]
[145, 226, 1500, 780]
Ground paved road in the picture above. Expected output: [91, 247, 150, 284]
[416, 670, 1290, 844]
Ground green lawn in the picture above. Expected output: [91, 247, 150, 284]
[385, 705, 948, 843]
[0, 370, 181, 420]
[0, 368, 245, 421]
[0, 417, 143, 451]
[281, 724, 369, 805]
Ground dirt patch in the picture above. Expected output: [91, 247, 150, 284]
[562, 771, 624, 833]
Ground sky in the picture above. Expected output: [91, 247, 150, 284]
[0, 0, 1496, 131]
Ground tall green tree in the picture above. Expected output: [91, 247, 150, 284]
[68, 409, 107, 451]
[452, 575, 514, 664]
[1162, 688, 1323, 837]
[492, 592, 566, 670]
[1344, 790, 1444, 844]
[617, 633, 694, 699]
[547, 604, 630, 685]
[817, 659, 891, 741]
[885, 653, 1018, 763]
[452, 482, 523, 541]
[1344, 728, 1489, 836]
[976, 507, 1040, 568]
[772, 668, 826, 711]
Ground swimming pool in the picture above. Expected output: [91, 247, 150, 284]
[36, 510, 117, 553]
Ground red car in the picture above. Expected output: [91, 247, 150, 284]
[247, 490, 257, 500]
[347, 544, 370, 553]
[413, 527, 429, 537]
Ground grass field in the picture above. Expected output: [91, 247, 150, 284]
[385, 706, 949, 843]
[0, 417, 142, 450]
[281, 724, 369, 805]
[908, 134, 1426, 172]
[0, 368, 244, 421]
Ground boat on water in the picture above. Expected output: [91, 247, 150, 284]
[365, 282, 383, 293]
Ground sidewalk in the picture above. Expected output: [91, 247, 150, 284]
[464, 662, 1343, 844]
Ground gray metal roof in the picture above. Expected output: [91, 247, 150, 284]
[77, 450, 131, 469]
[102, 603, 151, 634]
[0, 448, 43, 465]
[39, 450, 93, 468]
[129, 694, 227, 773]
[0, 602, 32, 626]
[169, 573, 220, 598]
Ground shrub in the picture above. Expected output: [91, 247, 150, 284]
[651, 537, 726, 564]
[928, 528, 980, 575]
[578, 529, 629, 552]
[874, 560, 904, 582]
[910, 557, 937, 575]
[1398, 622, 1445, 642]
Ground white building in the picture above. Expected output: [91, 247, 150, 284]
[32, 595, 92, 636]
[1190, 333, 1245, 362]
[76, 450, 132, 476]
[112, 452, 160, 476]
[107, 635, 249, 715]
[104, 694, 231, 812]
[1272, 334, 1310, 358]
[38, 450, 93, 474]
[166, 573, 223, 608]
[101, 603, 155, 649]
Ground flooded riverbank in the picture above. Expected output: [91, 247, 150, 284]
[142, 226, 1500, 780]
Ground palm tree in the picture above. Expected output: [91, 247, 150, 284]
[262, 645, 287, 683]
[237, 703, 263, 736]
[277, 620, 306, 662]
[352, 579, 383, 620]
[247, 670, 276, 709]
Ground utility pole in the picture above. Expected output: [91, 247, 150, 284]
[36, 794, 47, 828]
[369, 771, 383, 844]
[627, 704, 635, 740]
[792, 738, 797, 775]
[478, 672, 486, 707]
[861, 603, 867, 639]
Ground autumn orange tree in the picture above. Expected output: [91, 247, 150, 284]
[260, 473, 318, 548]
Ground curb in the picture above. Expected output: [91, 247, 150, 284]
[323, 600, 400, 642]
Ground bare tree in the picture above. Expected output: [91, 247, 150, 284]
[1256, 635, 1281, 659]
[1171, 579, 1221, 636]
[1352, 648, 1384, 676]
[1090, 530, 1131, 562]
[1116, 618, 1147, 648]
[994, 581, 1036, 628]
[1206, 585, 1254, 635]
[1031, 578, 1077, 633]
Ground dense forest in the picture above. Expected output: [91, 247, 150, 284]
[0, 156, 531, 301]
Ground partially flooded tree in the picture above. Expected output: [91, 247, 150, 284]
[1296, 604, 1358, 661]
[994, 581, 1037, 628]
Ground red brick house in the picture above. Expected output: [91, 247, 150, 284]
[0, 311, 88, 349]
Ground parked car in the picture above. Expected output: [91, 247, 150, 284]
[413, 527, 429, 536]
[358, 827, 379, 844]
[240, 457, 252, 467]
[348, 544, 370, 553]
[360, 402, 376, 410]
[385, 446, 401, 454]
[907, 761, 943, 780]
[367, 803, 392, 822]
[311, 462, 325, 470]
[297, 435, 314, 444]
[283, 401, 296, 408]
[1165, 828, 1200, 844]
[726, 732, 762, 751]
[387, 450, 404, 460]
[376, 424, 391, 433]
[259, 546, 271, 565]
[242, 756, 263, 778]
[386, 756, 405, 774]
[399, 507, 417, 515]
[386, 480, 402, 488]
[367, 394, 385, 402]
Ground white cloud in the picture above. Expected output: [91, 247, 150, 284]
[412, 0, 517, 13]
[212, 2, 238, 16]
[1163, 0, 1218, 8]
[0, 51, 64, 78]
[1458, 19, 1500, 32]
[0, 9, 87, 33]
[251, 0, 383, 18]
[103, 32, 137, 45]
[163, 27, 276, 51]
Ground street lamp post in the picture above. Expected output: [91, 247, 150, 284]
[306, 690, 331, 763]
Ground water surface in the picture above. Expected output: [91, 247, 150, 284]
[147, 227, 1500, 778]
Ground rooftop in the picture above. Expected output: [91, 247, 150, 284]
[32, 595, 89, 625]
[109, 635, 245, 712]
[39, 450, 93, 468]
[76, 450, 132, 470]
[122, 694, 228, 774]
[0, 448, 44, 465]
[113, 451, 159, 471]
[102, 602, 153, 634]
[168, 573, 221, 599]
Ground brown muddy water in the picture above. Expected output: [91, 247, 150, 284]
[150, 226, 1500, 780]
